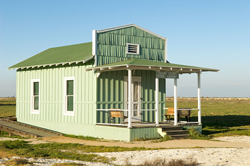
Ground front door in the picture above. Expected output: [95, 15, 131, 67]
[124, 77, 141, 122]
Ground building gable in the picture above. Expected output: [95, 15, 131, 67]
[95, 24, 167, 66]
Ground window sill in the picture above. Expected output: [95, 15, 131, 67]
[64, 112, 74, 116]
[126, 52, 140, 55]
[31, 111, 40, 114]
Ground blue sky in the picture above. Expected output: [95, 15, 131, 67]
[0, 0, 249, 97]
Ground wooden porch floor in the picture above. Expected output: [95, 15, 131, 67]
[96, 121, 200, 128]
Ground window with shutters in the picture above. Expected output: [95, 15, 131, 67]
[31, 79, 40, 114]
[64, 77, 75, 115]
[126, 43, 140, 55]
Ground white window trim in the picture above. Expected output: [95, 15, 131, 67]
[63, 77, 75, 116]
[31, 79, 40, 114]
[126, 43, 140, 55]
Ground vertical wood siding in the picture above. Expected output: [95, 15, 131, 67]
[96, 26, 165, 66]
[16, 60, 96, 125]
[97, 70, 165, 123]
[130, 127, 160, 141]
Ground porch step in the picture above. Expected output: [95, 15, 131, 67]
[164, 130, 188, 135]
[159, 126, 189, 139]
[167, 134, 188, 139]
[161, 126, 183, 131]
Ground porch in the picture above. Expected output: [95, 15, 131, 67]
[86, 59, 219, 129]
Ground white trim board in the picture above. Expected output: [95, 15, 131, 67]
[96, 24, 167, 40]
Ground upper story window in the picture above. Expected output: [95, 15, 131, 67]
[126, 43, 140, 55]
[31, 79, 40, 114]
[64, 77, 75, 116]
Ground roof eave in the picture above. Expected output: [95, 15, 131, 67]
[86, 64, 219, 73]
[8, 55, 94, 71]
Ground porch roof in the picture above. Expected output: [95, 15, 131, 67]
[86, 59, 219, 73]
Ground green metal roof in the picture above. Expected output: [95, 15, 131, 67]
[8, 42, 93, 69]
[86, 59, 219, 73]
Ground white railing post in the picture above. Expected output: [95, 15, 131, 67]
[155, 77, 159, 126]
[128, 69, 132, 128]
[174, 78, 178, 126]
[197, 72, 201, 125]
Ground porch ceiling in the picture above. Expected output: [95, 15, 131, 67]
[86, 59, 219, 74]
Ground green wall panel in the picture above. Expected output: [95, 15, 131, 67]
[96, 26, 165, 66]
[18, 119, 130, 141]
[130, 127, 160, 141]
[16, 60, 97, 125]
[18, 119, 160, 141]
[97, 70, 165, 123]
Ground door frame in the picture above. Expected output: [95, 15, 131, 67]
[124, 76, 141, 122]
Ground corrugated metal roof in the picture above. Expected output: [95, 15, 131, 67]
[86, 59, 219, 73]
[8, 42, 92, 69]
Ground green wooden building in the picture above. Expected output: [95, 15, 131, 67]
[8, 24, 219, 141]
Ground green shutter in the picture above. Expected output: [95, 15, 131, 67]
[67, 80, 73, 95]
[34, 82, 39, 95]
[67, 96, 73, 111]
[34, 96, 39, 110]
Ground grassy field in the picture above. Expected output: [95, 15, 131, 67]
[0, 97, 250, 137]
[0, 97, 16, 117]
[166, 97, 250, 136]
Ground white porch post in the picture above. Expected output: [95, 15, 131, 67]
[197, 72, 201, 125]
[155, 77, 159, 126]
[174, 78, 178, 126]
[128, 69, 132, 128]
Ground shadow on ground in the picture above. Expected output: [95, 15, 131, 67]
[0, 104, 16, 106]
[187, 115, 250, 135]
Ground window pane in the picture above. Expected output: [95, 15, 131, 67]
[34, 97, 39, 110]
[34, 82, 39, 95]
[134, 81, 139, 102]
[67, 80, 74, 95]
[67, 96, 73, 111]
[133, 104, 138, 116]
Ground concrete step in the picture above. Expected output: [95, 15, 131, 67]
[165, 130, 188, 135]
[169, 134, 188, 139]
[161, 126, 183, 131]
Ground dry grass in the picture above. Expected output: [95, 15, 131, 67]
[125, 157, 198, 166]
[0, 97, 16, 101]
[13, 158, 30, 165]
[53, 163, 85, 166]
[0, 151, 15, 158]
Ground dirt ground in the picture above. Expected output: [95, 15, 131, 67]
[40, 136, 250, 148]
[1, 136, 250, 148]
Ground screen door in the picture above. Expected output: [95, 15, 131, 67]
[124, 77, 141, 122]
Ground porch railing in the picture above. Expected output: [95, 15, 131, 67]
[96, 109, 157, 127]
[164, 108, 200, 124]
